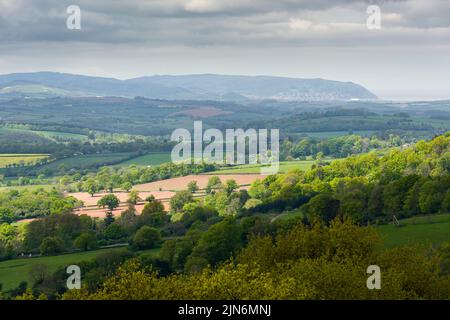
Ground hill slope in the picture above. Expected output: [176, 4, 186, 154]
[0, 72, 377, 101]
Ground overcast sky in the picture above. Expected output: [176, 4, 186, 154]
[0, 0, 449, 100]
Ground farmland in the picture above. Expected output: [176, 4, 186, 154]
[133, 174, 263, 192]
[378, 214, 450, 248]
[68, 173, 263, 218]
[116, 152, 171, 167]
[0, 127, 86, 141]
[0, 154, 49, 168]
[32, 153, 137, 172]
[210, 160, 317, 174]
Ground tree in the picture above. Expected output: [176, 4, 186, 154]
[303, 193, 340, 224]
[224, 179, 238, 196]
[187, 181, 199, 193]
[104, 211, 115, 226]
[188, 218, 243, 267]
[0, 207, 14, 224]
[118, 207, 138, 233]
[170, 190, 194, 213]
[205, 176, 222, 194]
[103, 224, 125, 240]
[141, 199, 165, 215]
[74, 232, 98, 251]
[133, 226, 161, 249]
[127, 190, 141, 205]
[84, 178, 98, 197]
[122, 182, 133, 192]
[97, 194, 120, 211]
[39, 236, 64, 256]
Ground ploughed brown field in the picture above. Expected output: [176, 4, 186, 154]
[133, 174, 264, 192]
[69, 174, 263, 219]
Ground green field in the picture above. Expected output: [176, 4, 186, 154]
[298, 130, 377, 138]
[116, 152, 171, 167]
[0, 127, 86, 141]
[0, 184, 56, 192]
[30, 130, 87, 140]
[37, 153, 137, 171]
[0, 154, 49, 168]
[0, 247, 161, 292]
[210, 160, 317, 174]
[273, 209, 304, 222]
[377, 214, 450, 248]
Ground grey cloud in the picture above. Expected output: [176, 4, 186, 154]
[0, 0, 449, 101]
[2, 0, 448, 47]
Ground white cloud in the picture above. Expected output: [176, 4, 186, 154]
[289, 19, 314, 31]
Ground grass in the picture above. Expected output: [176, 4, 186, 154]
[116, 152, 172, 167]
[297, 130, 376, 138]
[210, 160, 318, 174]
[273, 209, 304, 222]
[30, 130, 87, 141]
[36, 153, 136, 171]
[0, 184, 56, 192]
[0, 154, 49, 168]
[377, 213, 450, 248]
[0, 127, 86, 141]
[0, 246, 161, 292]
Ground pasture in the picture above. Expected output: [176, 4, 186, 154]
[116, 152, 171, 167]
[377, 213, 450, 248]
[36, 153, 136, 171]
[0, 247, 161, 292]
[210, 160, 316, 174]
[0, 154, 49, 168]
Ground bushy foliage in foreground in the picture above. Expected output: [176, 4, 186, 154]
[61, 220, 450, 300]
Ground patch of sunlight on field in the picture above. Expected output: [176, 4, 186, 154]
[116, 152, 171, 167]
[0, 247, 161, 292]
[0, 154, 49, 168]
[377, 214, 450, 248]
[211, 160, 319, 174]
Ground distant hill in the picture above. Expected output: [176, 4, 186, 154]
[0, 72, 377, 101]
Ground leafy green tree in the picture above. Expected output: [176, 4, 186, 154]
[187, 218, 243, 268]
[121, 182, 133, 192]
[104, 211, 115, 226]
[84, 178, 99, 197]
[187, 181, 199, 193]
[127, 190, 141, 205]
[39, 236, 64, 256]
[117, 207, 138, 233]
[97, 194, 120, 211]
[74, 232, 98, 251]
[0, 207, 14, 224]
[224, 179, 238, 196]
[170, 190, 194, 213]
[132, 226, 161, 249]
[303, 193, 340, 224]
[205, 176, 222, 194]
[103, 224, 125, 240]
[141, 199, 165, 215]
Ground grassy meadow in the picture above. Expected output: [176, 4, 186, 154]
[210, 160, 319, 174]
[377, 213, 450, 248]
[116, 152, 172, 167]
[0, 247, 161, 292]
[0, 154, 49, 168]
